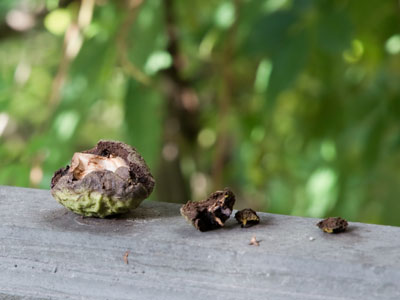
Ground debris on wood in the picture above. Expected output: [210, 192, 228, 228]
[249, 236, 260, 246]
[309, 236, 315, 241]
[180, 188, 236, 232]
[50, 140, 155, 218]
[235, 208, 260, 228]
[317, 217, 348, 233]
[123, 251, 130, 265]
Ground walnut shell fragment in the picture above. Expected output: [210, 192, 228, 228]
[51, 140, 155, 218]
[180, 188, 236, 232]
[235, 208, 260, 228]
[317, 217, 348, 233]
[249, 235, 260, 246]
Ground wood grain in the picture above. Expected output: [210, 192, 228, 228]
[0, 186, 399, 299]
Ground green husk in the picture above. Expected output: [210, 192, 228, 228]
[52, 188, 143, 218]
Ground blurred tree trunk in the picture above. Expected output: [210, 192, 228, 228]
[156, 0, 200, 203]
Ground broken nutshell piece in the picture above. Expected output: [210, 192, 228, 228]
[180, 188, 236, 232]
[235, 208, 260, 228]
[51, 140, 155, 218]
[123, 251, 130, 265]
[317, 217, 348, 233]
[249, 236, 260, 246]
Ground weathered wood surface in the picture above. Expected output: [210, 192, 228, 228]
[0, 186, 400, 300]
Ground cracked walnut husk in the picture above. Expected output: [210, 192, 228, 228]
[317, 217, 348, 233]
[180, 188, 236, 232]
[51, 140, 155, 218]
[235, 208, 260, 228]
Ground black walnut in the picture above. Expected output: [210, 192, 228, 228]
[51, 140, 155, 218]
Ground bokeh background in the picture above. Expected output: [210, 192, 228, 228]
[1, 0, 400, 226]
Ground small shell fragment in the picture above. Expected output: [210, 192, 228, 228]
[235, 208, 260, 228]
[123, 251, 130, 265]
[249, 236, 260, 246]
[317, 217, 348, 233]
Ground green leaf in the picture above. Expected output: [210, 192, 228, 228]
[246, 11, 298, 56]
[123, 79, 163, 170]
[317, 10, 353, 55]
[266, 29, 309, 106]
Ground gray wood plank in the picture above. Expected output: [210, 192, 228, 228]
[0, 185, 399, 300]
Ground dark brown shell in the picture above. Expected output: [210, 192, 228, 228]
[180, 188, 236, 232]
[317, 217, 348, 233]
[235, 208, 260, 228]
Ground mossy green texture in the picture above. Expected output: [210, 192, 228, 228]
[52, 188, 142, 218]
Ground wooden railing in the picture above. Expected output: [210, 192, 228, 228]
[0, 186, 399, 299]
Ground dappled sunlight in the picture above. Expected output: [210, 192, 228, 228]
[385, 34, 400, 55]
[306, 167, 338, 217]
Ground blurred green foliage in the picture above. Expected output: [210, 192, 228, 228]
[1, 0, 400, 226]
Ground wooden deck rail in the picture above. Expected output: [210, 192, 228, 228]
[0, 186, 399, 299]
